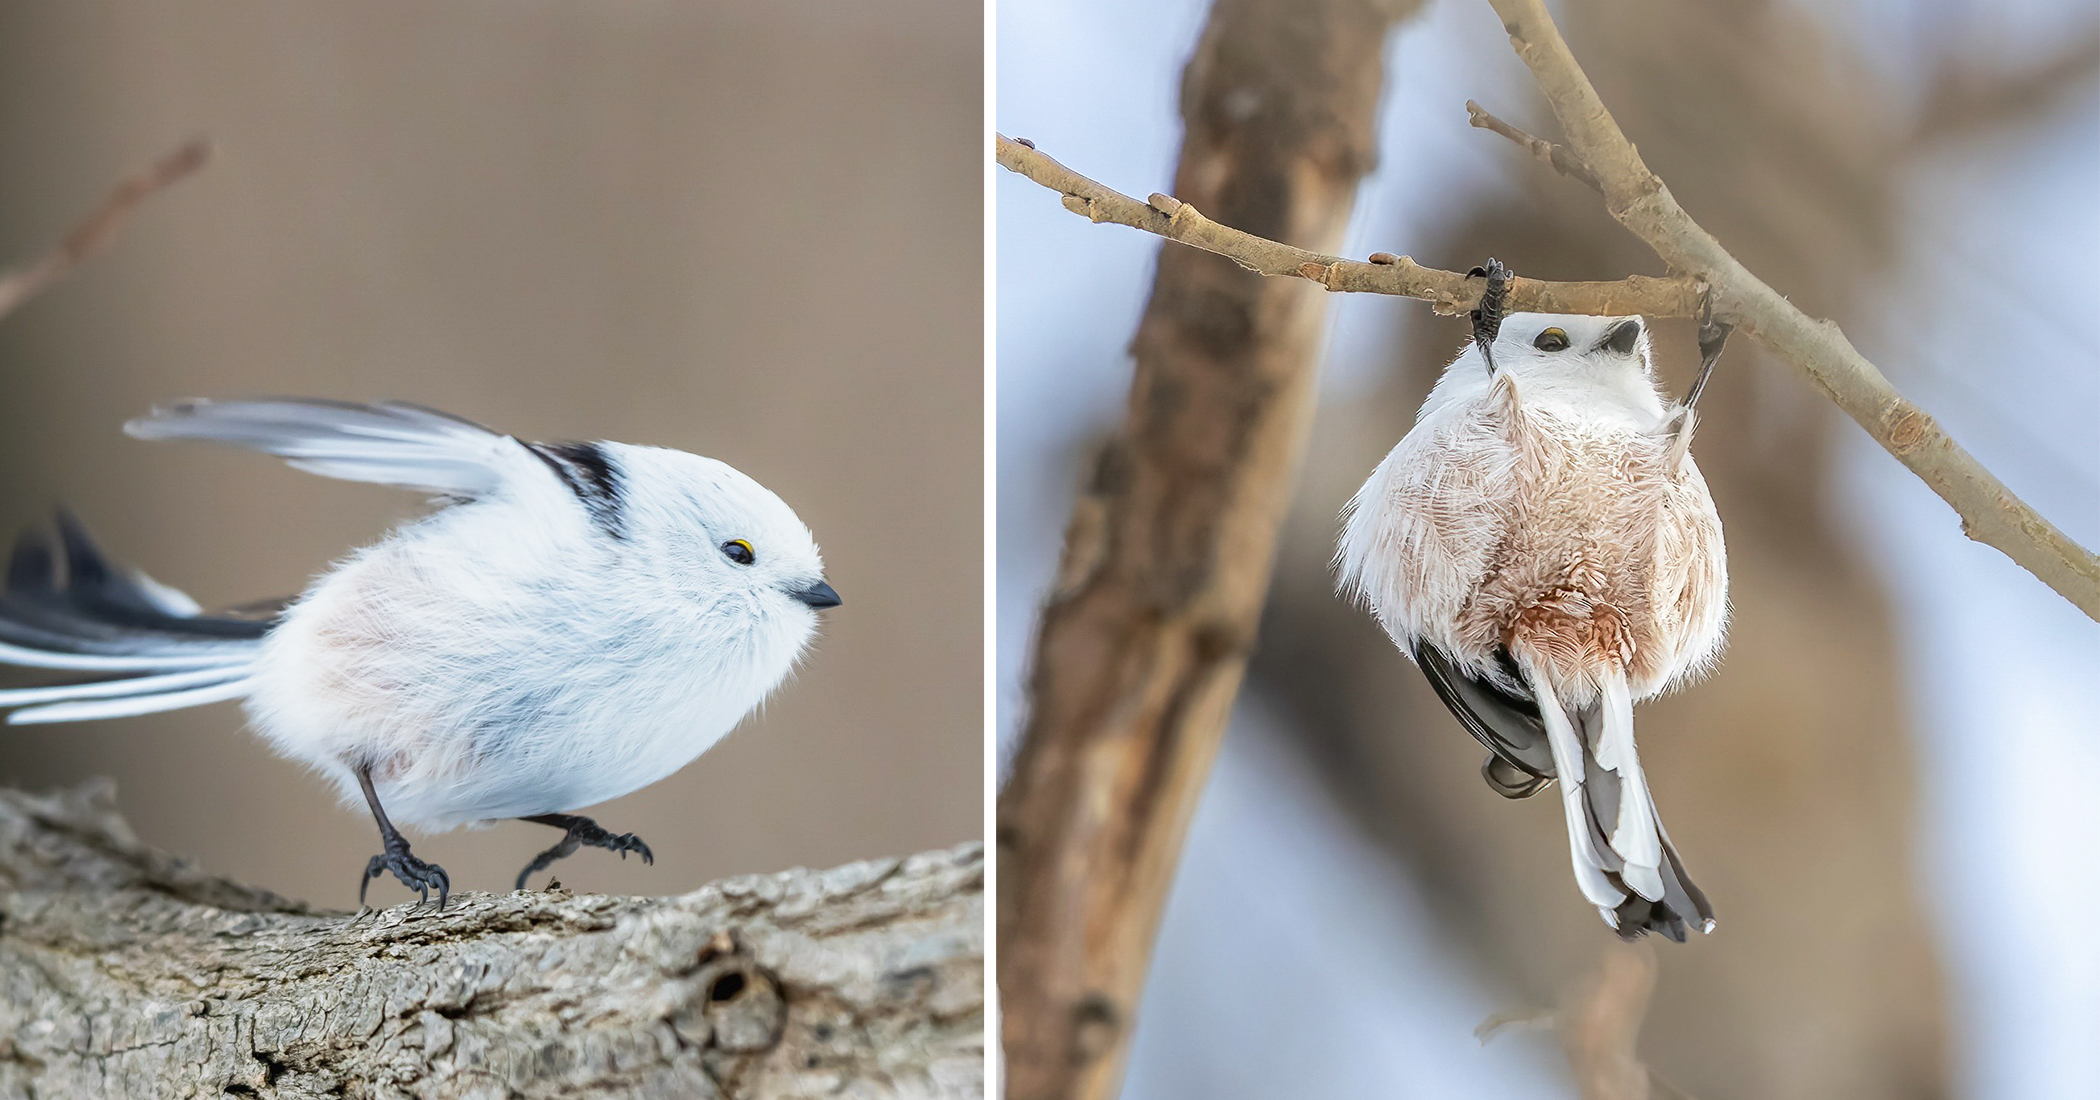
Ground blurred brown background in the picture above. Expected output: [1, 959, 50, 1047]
[0, 0, 982, 906]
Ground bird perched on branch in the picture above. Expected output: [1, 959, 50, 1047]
[1337, 263, 1727, 940]
[0, 399, 841, 910]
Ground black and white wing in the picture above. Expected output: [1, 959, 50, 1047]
[125, 398, 539, 499]
[1411, 641, 1556, 798]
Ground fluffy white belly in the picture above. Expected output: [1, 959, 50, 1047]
[242, 535, 805, 831]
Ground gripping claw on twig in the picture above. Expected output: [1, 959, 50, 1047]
[1684, 293, 1732, 411]
[1469, 259, 1511, 374]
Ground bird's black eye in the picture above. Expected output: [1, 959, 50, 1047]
[1533, 327, 1570, 352]
[722, 539, 756, 566]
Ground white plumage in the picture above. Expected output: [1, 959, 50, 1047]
[1337, 313, 1727, 940]
[0, 399, 840, 905]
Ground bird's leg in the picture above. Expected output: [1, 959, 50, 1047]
[1469, 258, 1511, 375]
[1681, 296, 1732, 412]
[355, 765, 450, 911]
[1657, 298, 1731, 473]
[513, 813, 655, 891]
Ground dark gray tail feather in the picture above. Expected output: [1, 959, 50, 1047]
[1609, 829, 1714, 942]
[0, 514, 267, 723]
[1413, 642, 1554, 798]
[1570, 703, 1714, 942]
[0, 512, 271, 650]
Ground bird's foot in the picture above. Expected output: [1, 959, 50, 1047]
[1468, 258, 1511, 374]
[359, 836, 451, 911]
[514, 814, 654, 891]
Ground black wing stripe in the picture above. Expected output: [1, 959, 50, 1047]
[1412, 641, 1556, 781]
[524, 440, 626, 539]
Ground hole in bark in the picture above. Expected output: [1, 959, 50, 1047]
[708, 972, 747, 1002]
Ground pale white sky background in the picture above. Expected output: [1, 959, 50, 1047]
[996, 0, 2100, 1097]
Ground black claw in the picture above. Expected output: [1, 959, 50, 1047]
[1469, 258, 1511, 375]
[358, 840, 451, 912]
[514, 814, 656, 890]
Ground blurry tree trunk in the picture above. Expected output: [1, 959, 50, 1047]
[994, 1, 1418, 1097]
[0, 783, 982, 1100]
[1251, 1, 1950, 1097]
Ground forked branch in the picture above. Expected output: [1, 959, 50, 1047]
[1480, 0, 2098, 619]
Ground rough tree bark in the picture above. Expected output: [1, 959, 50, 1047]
[0, 783, 982, 1100]
[994, 1, 1415, 1098]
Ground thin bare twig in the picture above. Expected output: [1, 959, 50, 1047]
[998, 133, 1701, 318]
[1466, 99, 1600, 191]
[1479, 0, 2099, 618]
[1478, 944, 1699, 1100]
[0, 138, 212, 323]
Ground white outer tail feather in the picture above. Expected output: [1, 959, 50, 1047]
[1524, 666, 1625, 914]
[0, 665, 250, 709]
[1520, 652, 1669, 917]
[1598, 670, 1665, 900]
[0, 640, 253, 672]
[7, 674, 255, 724]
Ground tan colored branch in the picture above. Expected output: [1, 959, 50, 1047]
[0, 138, 211, 323]
[998, 133, 1700, 318]
[1465, 99, 1600, 191]
[1482, 0, 2100, 619]
[0, 783, 983, 1099]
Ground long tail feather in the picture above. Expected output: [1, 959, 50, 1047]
[0, 665, 249, 707]
[0, 517, 264, 723]
[1525, 669, 1627, 913]
[9, 676, 254, 724]
[1515, 649, 1713, 940]
[1590, 673, 1664, 901]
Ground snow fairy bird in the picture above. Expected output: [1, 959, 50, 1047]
[1337, 270, 1728, 940]
[0, 399, 841, 910]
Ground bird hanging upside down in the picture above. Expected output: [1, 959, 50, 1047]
[1337, 261, 1729, 940]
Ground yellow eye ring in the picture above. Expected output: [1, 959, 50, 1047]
[722, 539, 756, 566]
[1534, 327, 1570, 352]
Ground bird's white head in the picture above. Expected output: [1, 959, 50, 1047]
[1421, 311, 1665, 424]
[599, 444, 839, 630]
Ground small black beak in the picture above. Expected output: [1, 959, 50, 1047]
[1600, 317, 1643, 355]
[792, 580, 842, 610]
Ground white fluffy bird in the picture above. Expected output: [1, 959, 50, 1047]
[0, 399, 840, 908]
[1338, 307, 1727, 940]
